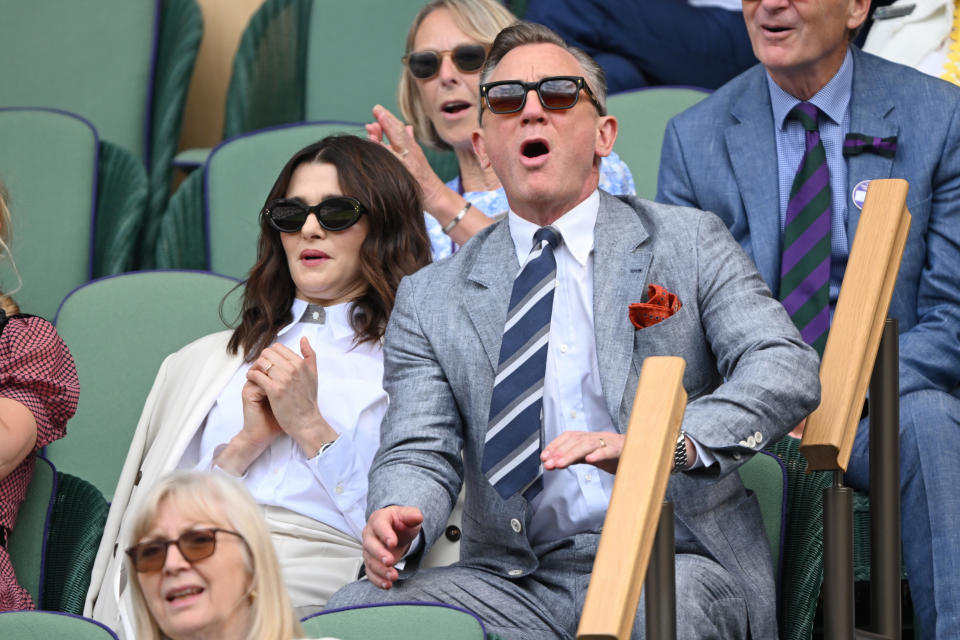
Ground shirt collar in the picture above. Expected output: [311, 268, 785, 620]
[507, 189, 599, 266]
[767, 47, 853, 128]
[276, 297, 358, 341]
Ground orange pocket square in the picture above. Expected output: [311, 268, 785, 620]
[629, 284, 682, 329]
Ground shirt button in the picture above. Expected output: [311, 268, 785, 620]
[508, 569, 523, 576]
[560, 344, 568, 353]
[312, 311, 320, 320]
[272, 468, 279, 475]
[335, 484, 345, 495]
[570, 410, 577, 419]
[553, 278, 559, 287]
[510, 518, 522, 533]
[585, 472, 593, 482]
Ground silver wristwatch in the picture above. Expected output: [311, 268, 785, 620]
[672, 431, 688, 473]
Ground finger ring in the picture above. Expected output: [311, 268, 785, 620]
[263, 362, 273, 374]
[398, 148, 409, 158]
[598, 438, 606, 449]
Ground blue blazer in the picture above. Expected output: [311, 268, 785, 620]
[657, 47, 960, 398]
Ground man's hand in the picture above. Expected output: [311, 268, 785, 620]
[361, 505, 424, 589]
[788, 417, 807, 439]
[541, 431, 624, 475]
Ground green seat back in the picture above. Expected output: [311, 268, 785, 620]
[304, 0, 423, 121]
[0, 108, 97, 320]
[606, 87, 710, 199]
[304, 1, 460, 181]
[738, 450, 786, 581]
[43, 471, 109, 615]
[302, 603, 486, 639]
[7, 456, 56, 606]
[0, 1, 156, 160]
[0, 611, 118, 639]
[46, 271, 242, 499]
[205, 122, 365, 279]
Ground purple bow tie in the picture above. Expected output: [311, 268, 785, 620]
[843, 133, 897, 158]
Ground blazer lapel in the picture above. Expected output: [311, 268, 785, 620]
[168, 339, 246, 463]
[465, 220, 519, 372]
[846, 48, 899, 239]
[594, 193, 652, 430]
[725, 69, 783, 293]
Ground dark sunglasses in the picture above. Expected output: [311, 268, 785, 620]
[262, 196, 367, 233]
[480, 76, 604, 118]
[126, 528, 247, 574]
[403, 44, 486, 79]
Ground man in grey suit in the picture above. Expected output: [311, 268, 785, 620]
[657, 1, 960, 636]
[328, 22, 820, 639]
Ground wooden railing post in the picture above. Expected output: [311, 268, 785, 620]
[577, 356, 686, 640]
[800, 179, 911, 640]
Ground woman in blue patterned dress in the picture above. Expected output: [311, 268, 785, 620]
[367, 0, 636, 260]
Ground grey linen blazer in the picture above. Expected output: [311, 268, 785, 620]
[369, 191, 820, 638]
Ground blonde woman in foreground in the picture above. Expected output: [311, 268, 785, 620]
[126, 471, 341, 640]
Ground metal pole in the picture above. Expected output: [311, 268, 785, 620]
[867, 319, 901, 639]
[645, 501, 676, 640]
[824, 471, 856, 640]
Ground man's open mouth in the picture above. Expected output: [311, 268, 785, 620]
[521, 140, 549, 158]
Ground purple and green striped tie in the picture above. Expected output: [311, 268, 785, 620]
[780, 102, 831, 357]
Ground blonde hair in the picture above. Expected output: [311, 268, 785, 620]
[126, 472, 303, 640]
[398, 0, 517, 151]
[0, 180, 20, 315]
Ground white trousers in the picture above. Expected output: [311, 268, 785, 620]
[261, 505, 363, 611]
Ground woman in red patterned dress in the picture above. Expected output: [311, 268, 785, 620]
[0, 181, 79, 610]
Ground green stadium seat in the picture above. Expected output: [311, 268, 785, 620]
[46, 271, 242, 499]
[739, 450, 787, 586]
[7, 456, 56, 607]
[0, 0, 203, 267]
[8, 456, 109, 615]
[0, 108, 145, 319]
[41, 470, 109, 615]
[606, 86, 710, 199]
[0, 611, 118, 638]
[216, 0, 457, 182]
[302, 602, 487, 639]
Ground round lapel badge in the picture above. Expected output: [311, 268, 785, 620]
[851, 179, 870, 210]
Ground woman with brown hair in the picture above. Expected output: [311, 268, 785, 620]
[85, 136, 431, 638]
[0, 180, 79, 609]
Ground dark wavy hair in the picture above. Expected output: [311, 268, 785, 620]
[227, 135, 432, 360]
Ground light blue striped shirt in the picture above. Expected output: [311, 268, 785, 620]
[767, 48, 853, 308]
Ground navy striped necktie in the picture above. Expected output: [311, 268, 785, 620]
[482, 226, 561, 501]
[780, 102, 831, 357]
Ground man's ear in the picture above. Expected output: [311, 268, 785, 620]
[594, 114, 618, 158]
[847, 0, 870, 30]
[472, 129, 491, 170]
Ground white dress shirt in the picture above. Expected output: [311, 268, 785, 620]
[179, 298, 387, 539]
[507, 191, 715, 544]
[507, 191, 617, 545]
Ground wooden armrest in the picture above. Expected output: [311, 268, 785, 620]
[801, 179, 911, 471]
[577, 356, 687, 640]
